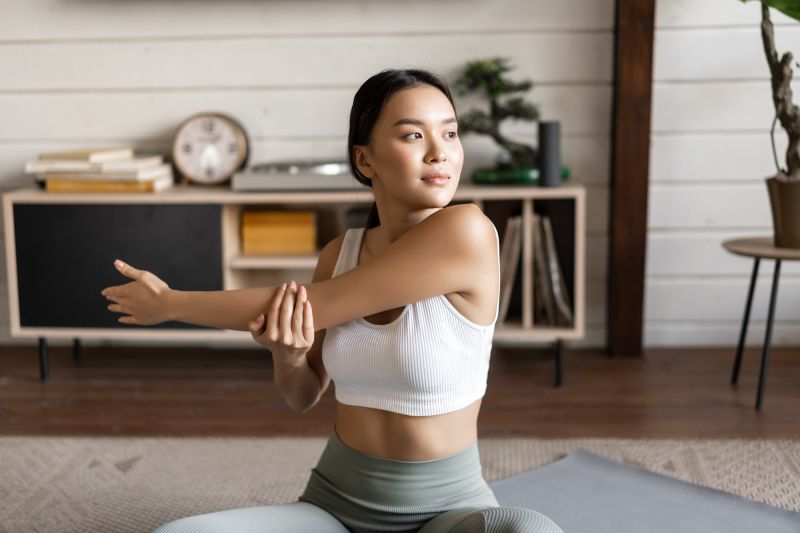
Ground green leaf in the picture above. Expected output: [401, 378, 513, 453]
[739, 0, 800, 22]
[767, 0, 800, 21]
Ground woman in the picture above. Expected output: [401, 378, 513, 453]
[102, 69, 562, 533]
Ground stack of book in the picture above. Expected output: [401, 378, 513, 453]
[241, 210, 317, 254]
[497, 214, 573, 327]
[25, 147, 173, 193]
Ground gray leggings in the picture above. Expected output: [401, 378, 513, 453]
[153, 430, 562, 533]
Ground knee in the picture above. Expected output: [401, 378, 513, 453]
[151, 514, 217, 533]
[482, 506, 563, 533]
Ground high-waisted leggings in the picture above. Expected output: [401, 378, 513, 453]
[153, 430, 562, 533]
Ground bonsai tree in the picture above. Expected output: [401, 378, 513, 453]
[453, 58, 540, 170]
[741, 0, 800, 182]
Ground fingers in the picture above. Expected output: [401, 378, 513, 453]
[302, 288, 314, 345]
[114, 259, 144, 281]
[279, 281, 296, 343]
[262, 280, 312, 350]
[266, 283, 287, 341]
[292, 285, 311, 345]
[101, 281, 133, 303]
[249, 313, 265, 338]
[107, 303, 127, 314]
[101, 284, 121, 302]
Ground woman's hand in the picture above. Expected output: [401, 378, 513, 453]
[101, 259, 172, 325]
[249, 280, 315, 364]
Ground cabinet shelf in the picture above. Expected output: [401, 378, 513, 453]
[229, 253, 319, 270]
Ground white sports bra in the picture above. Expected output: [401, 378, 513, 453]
[321, 225, 500, 416]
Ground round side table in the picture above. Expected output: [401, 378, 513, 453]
[722, 236, 800, 410]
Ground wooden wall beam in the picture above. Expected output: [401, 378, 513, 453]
[608, 0, 656, 357]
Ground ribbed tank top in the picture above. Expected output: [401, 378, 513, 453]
[321, 224, 500, 416]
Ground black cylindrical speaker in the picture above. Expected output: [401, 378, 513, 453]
[538, 121, 561, 187]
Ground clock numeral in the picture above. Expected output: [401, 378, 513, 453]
[228, 143, 238, 153]
[205, 168, 215, 178]
[204, 120, 215, 133]
[182, 143, 192, 154]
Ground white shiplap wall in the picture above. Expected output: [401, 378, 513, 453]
[0, 0, 615, 347]
[648, 0, 800, 347]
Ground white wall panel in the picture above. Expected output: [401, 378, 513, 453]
[0, 0, 614, 41]
[648, 183, 772, 229]
[650, 133, 783, 183]
[656, 0, 795, 28]
[1, 33, 612, 91]
[645, 322, 800, 347]
[654, 27, 797, 81]
[652, 81, 789, 133]
[646, 278, 800, 321]
[648, 231, 800, 276]
[0, 85, 611, 141]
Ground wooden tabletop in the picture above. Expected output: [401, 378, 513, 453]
[722, 236, 800, 260]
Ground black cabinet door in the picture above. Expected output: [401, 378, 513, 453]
[13, 203, 223, 329]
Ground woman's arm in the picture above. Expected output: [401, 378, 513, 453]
[303, 203, 495, 330]
[102, 264, 280, 331]
[167, 287, 279, 330]
[103, 203, 495, 331]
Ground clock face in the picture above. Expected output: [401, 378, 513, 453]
[172, 113, 248, 184]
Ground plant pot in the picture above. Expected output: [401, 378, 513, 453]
[471, 167, 569, 186]
[766, 176, 800, 248]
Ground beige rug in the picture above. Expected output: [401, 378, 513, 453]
[2, 437, 799, 533]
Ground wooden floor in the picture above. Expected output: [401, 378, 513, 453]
[0, 344, 798, 438]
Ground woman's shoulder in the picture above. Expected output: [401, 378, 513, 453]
[430, 203, 497, 248]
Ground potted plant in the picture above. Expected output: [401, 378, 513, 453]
[740, 0, 800, 248]
[453, 57, 568, 185]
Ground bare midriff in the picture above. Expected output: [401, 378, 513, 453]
[334, 399, 482, 461]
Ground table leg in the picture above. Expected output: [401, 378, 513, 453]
[553, 339, 563, 388]
[756, 259, 781, 410]
[38, 337, 49, 382]
[732, 258, 760, 385]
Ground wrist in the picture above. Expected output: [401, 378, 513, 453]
[273, 350, 309, 371]
[163, 288, 181, 322]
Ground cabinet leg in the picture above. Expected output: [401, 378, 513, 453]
[73, 338, 81, 361]
[756, 260, 781, 410]
[553, 339, 563, 388]
[38, 337, 49, 382]
[732, 258, 760, 385]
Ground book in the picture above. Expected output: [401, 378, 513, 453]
[25, 155, 163, 175]
[242, 227, 316, 240]
[242, 229, 317, 246]
[542, 216, 573, 327]
[44, 173, 173, 193]
[242, 211, 316, 225]
[36, 164, 172, 183]
[37, 147, 134, 163]
[242, 239, 317, 254]
[497, 215, 522, 325]
[533, 214, 556, 326]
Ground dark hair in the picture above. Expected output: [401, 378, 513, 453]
[348, 69, 457, 229]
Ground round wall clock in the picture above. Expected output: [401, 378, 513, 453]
[172, 112, 249, 185]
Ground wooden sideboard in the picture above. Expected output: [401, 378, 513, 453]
[3, 183, 586, 384]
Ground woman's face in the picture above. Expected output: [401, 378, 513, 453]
[355, 84, 463, 210]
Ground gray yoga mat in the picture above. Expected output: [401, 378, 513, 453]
[489, 449, 800, 533]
